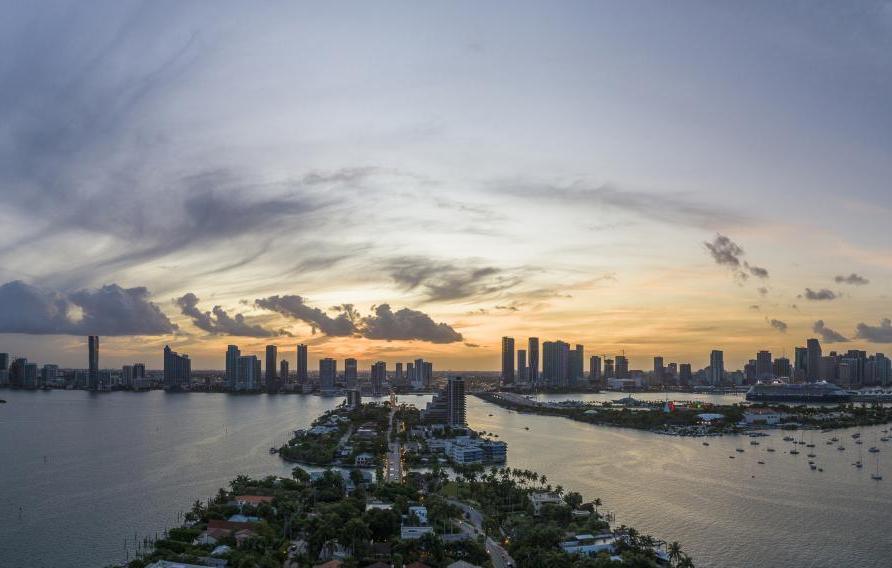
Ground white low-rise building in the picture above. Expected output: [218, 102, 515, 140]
[529, 491, 563, 515]
[560, 533, 617, 556]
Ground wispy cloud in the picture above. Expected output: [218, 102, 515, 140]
[386, 256, 522, 303]
[767, 318, 787, 333]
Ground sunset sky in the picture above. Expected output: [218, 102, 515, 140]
[2, 1, 892, 370]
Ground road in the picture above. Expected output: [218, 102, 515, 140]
[448, 499, 515, 568]
[385, 406, 402, 483]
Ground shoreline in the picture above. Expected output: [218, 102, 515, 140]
[475, 391, 892, 436]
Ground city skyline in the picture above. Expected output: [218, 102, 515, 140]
[2, 3, 892, 370]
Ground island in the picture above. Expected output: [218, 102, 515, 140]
[116, 398, 693, 568]
[476, 392, 892, 436]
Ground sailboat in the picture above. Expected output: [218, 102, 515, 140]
[855, 443, 864, 469]
[871, 451, 882, 481]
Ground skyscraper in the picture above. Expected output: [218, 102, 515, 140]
[88, 335, 99, 389]
[756, 350, 772, 379]
[280, 360, 289, 385]
[773, 356, 791, 378]
[345, 358, 358, 388]
[615, 355, 629, 379]
[447, 376, 466, 426]
[709, 350, 724, 385]
[501, 337, 515, 385]
[589, 355, 602, 383]
[604, 358, 615, 379]
[296, 344, 308, 384]
[542, 340, 570, 387]
[265, 345, 278, 391]
[679, 363, 692, 386]
[237, 355, 260, 390]
[517, 349, 527, 383]
[653, 356, 664, 381]
[163, 345, 191, 389]
[319, 358, 336, 391]
[528, 337, 539, 384]
[371, 361, 386, 396]
[574, 344, 585, 383]
[806, 338, 822, 382]
[226, 345, 241, 389]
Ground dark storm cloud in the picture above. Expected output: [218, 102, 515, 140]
[813, 320, 849, 343]
[386, 256, 521, 302]
[768, 318, 788, 333]
[0, 280, 176, 335]
[802, 288, 837, 301]
[855, 319, 892, 343]
[254, 295, 358, 336]
[704, 234, 769, 281]
[835, 273, 869, 285]
[500, 182, 747, 230]
[176, 293, 276, 337]
[255, 295, 463, 343]
[361, 304, 463, 343]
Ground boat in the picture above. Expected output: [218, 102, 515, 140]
[702, 442, 710, 446]
[806, 444, 815, 448]
[746, 380, 851, 403]
[818, 468, 824, 472]
[831, 437, 839, 442]
[810, 464, 817, 470]
[838, 446, 846, 451]
[757, 460, 765, 464]
[790, 449, 800, 455]
[872, 452, 882, 481]
[856, 440, 863, 445]
[269, 447, 278, 454]
[881, 437, 890, 442]
[852, 433, 861, 439]
[869, 447, 880, 453]
[825, 441, 833, 445]
[783, 436, 794, 442]
[855, 461, 863, 468]
[807, 453, 816, 458]
[728, 456, 735, 459]
[736, 448, 745, 453]
[750, 440, 760, 445]
[0, 399, 6, 404]
[766, 448, 776, 452]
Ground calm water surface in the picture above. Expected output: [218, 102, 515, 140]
[2, 390, 891, 567]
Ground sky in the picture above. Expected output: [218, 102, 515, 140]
[2, 1, 892, 371]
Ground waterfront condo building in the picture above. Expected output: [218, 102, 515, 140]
[501, 336, 515, 385]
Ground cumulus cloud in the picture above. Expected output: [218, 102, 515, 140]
[255, 295, 463, 343]
[361, 304, 463, 343]
[835, 273, 869, 285]
[386, 256, 521, 302]
[704, 234, 769, 281]
[855, 319, 892, 343]
[254, 295, 357, 336]
[768, 318, 787, 333]
[176, 293, 276, 337]
[802, 288, 837, 301]
[813, 320, 849, 343]
[0, 280, 176, 335]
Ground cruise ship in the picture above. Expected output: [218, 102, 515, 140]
[746, 380, 851, 403]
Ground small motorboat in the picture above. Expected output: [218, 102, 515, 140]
[728, 455, 736, 459]
[855, 461, 863, 468]
[702, 442, 710, 446]
[750, 441, 760, 446]
[736, 448, 745, 453]
[790, 449, 800, 455]
[807, 453, 816, 458]
[818, 468, 824, 472]
[869, 447, 880, 453]
[766, 448, 776, 452]
[783, 436, 794, 442]
[838, 446, 846, 451]
[831, 437, 839, 442]
[810, 464, 817, 470]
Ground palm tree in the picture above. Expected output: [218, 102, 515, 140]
[668, 541, 683, 566]
[677, 553, 695, 568]
[593, 497, 602, 516]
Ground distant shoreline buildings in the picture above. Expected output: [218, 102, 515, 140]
[2, 333, 890, 393]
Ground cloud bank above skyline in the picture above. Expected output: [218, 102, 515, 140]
[1, 2, 892, 369]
